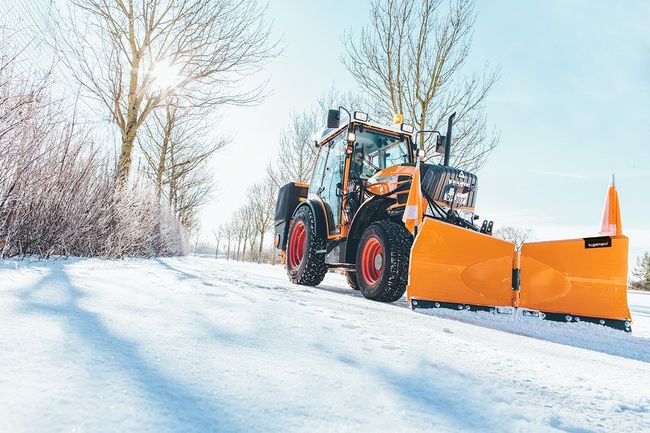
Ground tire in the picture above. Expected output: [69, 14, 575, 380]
[286, 206, 328, 286]
[345, 271, 359, 290]
[355, 220, 412, 302]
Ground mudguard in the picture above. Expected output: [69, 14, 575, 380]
[407, 218, 516, 309]
[294, 198, 329, 241]
[518, 235, 631, 328]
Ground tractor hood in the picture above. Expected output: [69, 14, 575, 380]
[365, 163, 478, 212]
[364, 165, 416, 196]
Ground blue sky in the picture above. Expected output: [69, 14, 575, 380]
[204, 0, 650, 263]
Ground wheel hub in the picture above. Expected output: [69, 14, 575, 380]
[288, 220, 306, 269]
[374, 254, 383, 271]
[361, 236, 384, 285]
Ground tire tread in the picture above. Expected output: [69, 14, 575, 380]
[287, 206, 328, 286]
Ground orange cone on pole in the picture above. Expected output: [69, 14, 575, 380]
[599, 174, 623, 236]
[403, 159, 424, 234]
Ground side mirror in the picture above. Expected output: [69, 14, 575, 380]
[327, 109, 340, 129]
[435, 134, 446, 155]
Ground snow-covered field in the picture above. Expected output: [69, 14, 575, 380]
[1, 257, 648, 433]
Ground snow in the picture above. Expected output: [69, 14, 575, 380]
[1, 257, 648, 433]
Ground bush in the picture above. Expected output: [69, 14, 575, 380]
[0, 44, 187, 258]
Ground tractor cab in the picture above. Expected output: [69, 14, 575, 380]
[308, 111, 416, 238]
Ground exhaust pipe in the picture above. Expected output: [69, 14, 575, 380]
[443, 112, 456, 166]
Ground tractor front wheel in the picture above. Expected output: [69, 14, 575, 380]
[286, 206, 328, 286]
[355, 221, 412, 302]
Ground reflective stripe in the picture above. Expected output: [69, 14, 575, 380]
[403, 204, 419, 221]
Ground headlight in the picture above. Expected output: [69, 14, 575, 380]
[353, 111, 369, 122]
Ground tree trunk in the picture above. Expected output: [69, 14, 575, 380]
[248, 234, 256, 262]
[241, 236, 247, 261]
[115, 51, 142, 188]
[116, 130, 136, 188]
[258, 231, 264, 263]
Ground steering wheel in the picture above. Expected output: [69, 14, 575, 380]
[361, 155, 380, 171]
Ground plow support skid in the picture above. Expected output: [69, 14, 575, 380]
[407, 218, 515, 308]
[519, 236, 631, 322]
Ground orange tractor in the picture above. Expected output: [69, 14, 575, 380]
[274, 108, 632, 331]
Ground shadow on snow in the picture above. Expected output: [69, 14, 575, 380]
[15, 260, 245, 433]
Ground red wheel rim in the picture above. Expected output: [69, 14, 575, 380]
[361, 236, 384, 285]
[288, 220, 307, 269]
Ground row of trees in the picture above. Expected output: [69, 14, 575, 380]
[1, 0, 277, 258]
[212, 181, 276, 263]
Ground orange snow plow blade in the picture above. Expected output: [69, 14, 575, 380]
[518, 235, 631, 330]
[407, 218, 516, 311]
[407, 219, 632, 332]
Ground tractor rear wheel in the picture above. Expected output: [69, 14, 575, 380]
[355, 221, 412, 302]
[286, 206, 328, 286]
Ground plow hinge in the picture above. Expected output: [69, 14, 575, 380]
[512, 268, 520, 291]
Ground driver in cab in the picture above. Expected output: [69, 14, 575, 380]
[350, 148, 370, 180]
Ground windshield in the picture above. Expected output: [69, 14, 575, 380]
[349, 128, 411, 179]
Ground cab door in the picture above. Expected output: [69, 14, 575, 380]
[309, 129, 348, 236]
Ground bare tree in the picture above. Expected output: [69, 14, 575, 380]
[224, 221, 234, 260]
[212, 224, 225, 258]
[247, 228, 257, 262]
[266, 111, 320, 188]
[493, 226, 534, 251]
[267, 87, 363, 188]
[343, 0, 499, 171]
[231, 206, 253, 261]
[141, 104, 178, 200]
[249, 180, 275, 263]
[139, 103, 226, 228]
[57, 0, 277, 187]
[233, 214, 244, 260]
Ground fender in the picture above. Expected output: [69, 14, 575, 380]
[293, 198, 328, 241]
[345, 196, 395, 263]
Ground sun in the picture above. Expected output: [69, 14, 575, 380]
[150, 61, 182, 94]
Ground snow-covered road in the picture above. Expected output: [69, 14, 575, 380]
[1, 257, 648, 433]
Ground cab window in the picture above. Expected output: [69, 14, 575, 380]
[350, 128, 411, 179]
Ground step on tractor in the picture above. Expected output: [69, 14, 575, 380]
[274, 108, 632, 332]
